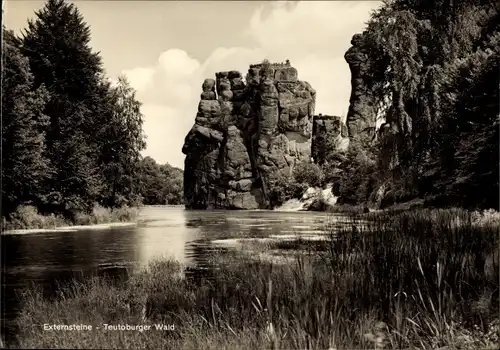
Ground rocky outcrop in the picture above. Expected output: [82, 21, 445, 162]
[182, 61, 316, 209]
[301, 185, 338, 211]
[312, 114, 349, 165]
[275, 185, 339, 212]
[345, 33, 377, 145]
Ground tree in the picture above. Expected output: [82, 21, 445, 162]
[21, 0, 107, 216]
[159, 163, 184, 205]
[136, 157, 184, 205]
[97, 76, 146, 207]
[435, 34, 500, 209]
[337, 142, 380, 205]
[1, 28, 50, 216]
[346, 0, 499, 209]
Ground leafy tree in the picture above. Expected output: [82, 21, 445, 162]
[136, 157, 184, 205]
[343, 0, 499, 210]
[159, 163, 184, 205]
[337, 142, 380, 205]
[20, 0, 107, 216]
[1, 28, 50, 216]
[97, 76, 146, 207]
[2, 0, 182, 223]
[428, 33, 500, 209]
[267, 171, 308, 209]
[266, 162, 324, 208]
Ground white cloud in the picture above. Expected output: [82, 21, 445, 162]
[123, 67, 155, 91]
[122, 1, 380, 169]
[201, 47, 266, 78]
[158, 49, 200, 76]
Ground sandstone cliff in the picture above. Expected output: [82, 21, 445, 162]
[344, 32, 377, 145]
[182, 61, 317, 209]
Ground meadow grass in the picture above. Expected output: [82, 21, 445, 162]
[326, 203, 369, 215]
[13, 209, 499, 349]
[2, 204, 139, 231]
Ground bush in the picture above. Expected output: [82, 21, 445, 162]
[72, 204, 139, 226]
[3, 204, 139, 230]
[3, 205, 68, 230]
[266, 162, 329, 208]
[267, 172, 308, 208]
[293, 161, 324, 188]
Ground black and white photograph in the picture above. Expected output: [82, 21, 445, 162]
[1, 0, 499, 348]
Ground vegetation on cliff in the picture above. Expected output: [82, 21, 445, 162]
[268, 161, 323, 207]
[182, 59, 316, 210]
[332, 0, 499, 211]
[2, 0, 183, 229]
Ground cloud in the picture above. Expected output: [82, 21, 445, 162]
[248, 1, 379, 117]
[158, 49, 200, 76]
[123, 67, 155, 91]
[122, 1, 380, 169]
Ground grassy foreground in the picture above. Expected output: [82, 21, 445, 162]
[14, 209, 500, 349]
[2, 204, 139, 231]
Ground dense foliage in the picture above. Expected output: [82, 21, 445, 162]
[333, 0, 499, 210]
[268, 162, 324, 208]
[137, 157, 184, 205]
[2, 30, 50, 216]
[2, 0, 183, 222]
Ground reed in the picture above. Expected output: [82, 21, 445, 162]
[14, 209, 499, 349]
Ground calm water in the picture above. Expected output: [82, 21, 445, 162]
[1, 206, 347, 345]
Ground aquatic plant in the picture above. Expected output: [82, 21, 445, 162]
[14, 209, 499, 349]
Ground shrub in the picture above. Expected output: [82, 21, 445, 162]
[293, 161, 324, 188]
[267, 172, 308, 208]
[3, 205, 68, 230]
[267, 162, 326, 208]
[3, 204, 139, 230]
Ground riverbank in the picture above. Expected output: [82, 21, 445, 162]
[13, 208, 499, 349]
[1, 205, 140, 232]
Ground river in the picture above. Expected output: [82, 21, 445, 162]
[1, 206, 349, 345]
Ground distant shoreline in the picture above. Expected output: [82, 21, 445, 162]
[2, 204, 140, 233]
[2, 222, 138, 235]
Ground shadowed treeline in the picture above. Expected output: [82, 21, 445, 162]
[2, 0, 183, 229]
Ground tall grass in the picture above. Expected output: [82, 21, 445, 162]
[326, 203, 369, 215]
[13, 209, 499, 349]
[2, 204, 139, 231]
[324, 208, 499, 348]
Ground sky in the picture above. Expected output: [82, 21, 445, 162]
[4, 0, 381, 169]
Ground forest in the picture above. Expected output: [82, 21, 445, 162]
[271, 0, 499, 212]
[335, 0, 499, 211]
[2, 0, 183, 227]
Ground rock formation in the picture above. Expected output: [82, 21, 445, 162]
[182, 61, 317, 209]
[345, 32, 377, 145]
[312, 114, 349, 165]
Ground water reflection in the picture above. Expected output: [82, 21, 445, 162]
[1, 206, 344, 345]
